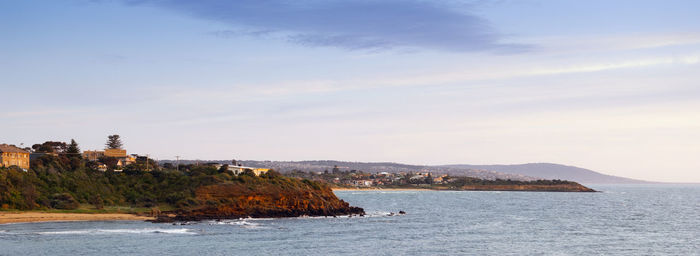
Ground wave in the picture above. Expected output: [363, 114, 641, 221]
[207, 220, 264, 229]
[365, 211, 395, 217]
[240, 217, 274, 221]
[37, 228, 196, 235]
[293, 211, 401, 219]
[182, 212, 402, 225]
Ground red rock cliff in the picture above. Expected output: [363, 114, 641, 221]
[168, 177, 364, 221]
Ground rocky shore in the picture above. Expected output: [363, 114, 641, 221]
[154, 182, 364, 222]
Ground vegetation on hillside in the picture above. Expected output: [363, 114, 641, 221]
[0, 154, 327, 212]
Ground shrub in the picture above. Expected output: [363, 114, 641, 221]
[50, 193, 79, 210]
[89, 195, 104, 210]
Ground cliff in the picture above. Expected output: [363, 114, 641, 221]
[160, 176, 364, 222]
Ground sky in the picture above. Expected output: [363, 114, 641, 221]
[1, 0, 699, 182]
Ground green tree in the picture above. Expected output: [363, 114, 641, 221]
[106, 135, 123, 149]
[32, 141, 68, 153]
[66, 139, 81, 158]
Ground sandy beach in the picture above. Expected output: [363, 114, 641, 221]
[0, 212, 154, 224]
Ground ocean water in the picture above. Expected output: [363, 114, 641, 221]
[1, 185, 698, 255]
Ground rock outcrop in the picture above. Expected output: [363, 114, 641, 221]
[158, 178, 364, 222]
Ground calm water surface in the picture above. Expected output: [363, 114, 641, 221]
[1, 184, 698, 255]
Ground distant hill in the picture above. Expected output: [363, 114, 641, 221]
[166, 160, 539, 181]
[161, 160, 652, 184]
[441, 163, 653, 184]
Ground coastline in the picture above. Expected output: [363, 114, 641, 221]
[0, 212, 154, 225]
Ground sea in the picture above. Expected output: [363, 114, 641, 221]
[1, 184, 698, 256]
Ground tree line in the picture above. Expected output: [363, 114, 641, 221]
[0, 138, 300, 211]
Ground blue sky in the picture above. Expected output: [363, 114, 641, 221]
[2, 0, 699, 182]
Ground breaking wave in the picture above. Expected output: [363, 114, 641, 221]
[293, 210, 401, 219]
[206, 219, 267, 229]
[210, 220, 258, 226]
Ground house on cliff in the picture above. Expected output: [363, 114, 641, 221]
[0, 144, 30, 170]
[227, 165, 270, 176]
[83, 148, 138, 171]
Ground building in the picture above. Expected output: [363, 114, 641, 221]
[104, 149, 127, 158]
[227, 165, 270, 176]
[83, 149, 136, 169]
[0, 144, 30, 169]
[432, 175, 448, 184]
[351, 180, 373, 187]
[84, 149, 128, 160]
[83, 150, 105, 161]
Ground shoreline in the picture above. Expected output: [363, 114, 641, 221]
[0, 212, 154, 225]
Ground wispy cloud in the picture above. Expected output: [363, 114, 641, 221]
[116, 0, 528, 52]
[176, 54, 700, 100]
[519, 32, 700, 54]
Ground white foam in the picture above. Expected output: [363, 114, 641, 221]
[208, 220, 262, 228]
[295, 215, 334, 219]
[206, 212, 400, 223]
[365, 211, 394, 217]
[38, 228, 196, 235]
[240, 217, 274, 221]
[290, 211, 398, 219]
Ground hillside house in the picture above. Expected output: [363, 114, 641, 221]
[351, 180, 373, 187]
[83, 150, 104, 161]
[83, 149, 136, 170]
[227, 165, 270, 176]
[0, 144, 30, 169]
